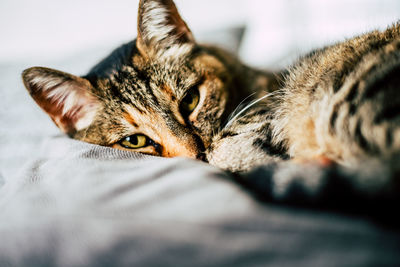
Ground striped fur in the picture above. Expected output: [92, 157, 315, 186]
[208, 23, 400, 171]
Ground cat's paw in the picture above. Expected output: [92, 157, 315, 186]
[206, 130, 282, 172]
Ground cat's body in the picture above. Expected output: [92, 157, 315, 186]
[209, 24, 400, 171]
[22, 0, 400, 210]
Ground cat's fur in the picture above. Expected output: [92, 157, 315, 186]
[22, 0, 400, 210]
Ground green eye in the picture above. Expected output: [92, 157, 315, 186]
[180, 87, 200, 115]
[119, 134, 148, 149]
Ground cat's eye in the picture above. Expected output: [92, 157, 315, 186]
[180, 87, 200, 115]
[119, 134, 148, 149]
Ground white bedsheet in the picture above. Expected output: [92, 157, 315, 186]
[1, 136, 399, 267]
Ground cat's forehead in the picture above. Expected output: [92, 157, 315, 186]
[98, 61, 198, 114]
[87, 42, 227, 115]
[124, 58, 196, 88]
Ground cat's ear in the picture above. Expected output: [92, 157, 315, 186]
[22, 67, 100, 135]
[136, 0, 195, 58]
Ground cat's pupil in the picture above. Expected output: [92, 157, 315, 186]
[129, 135, 138, 145]
[180, 87, 200, 116]
[184, 94, 193, 104]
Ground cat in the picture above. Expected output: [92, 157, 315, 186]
[22, 0, 400, 213]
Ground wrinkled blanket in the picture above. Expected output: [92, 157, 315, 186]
[1, 136, 400, 267]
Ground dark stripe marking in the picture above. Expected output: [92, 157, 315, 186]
[374, 105, 400, 124]
[355, 119, 370, 152]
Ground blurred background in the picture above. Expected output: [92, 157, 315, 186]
[0, 0, 399, 182]
[1, 0, 400, 69]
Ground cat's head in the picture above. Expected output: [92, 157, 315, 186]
[22, 0, 245, 159]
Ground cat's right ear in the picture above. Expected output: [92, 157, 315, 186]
[136, 0, 195, 59]
[22, 67, 101, 135]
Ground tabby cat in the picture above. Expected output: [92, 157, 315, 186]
[22, 0, 400, 211]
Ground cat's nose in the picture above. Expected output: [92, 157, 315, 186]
[163, 146, 201, 159]
[161, 133, 205, 159]
[191, 134, 206, 161]
[196, 152, 206, 161]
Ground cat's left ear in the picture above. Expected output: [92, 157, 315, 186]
[136, 0, 195, 58]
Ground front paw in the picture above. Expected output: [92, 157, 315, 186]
[206, 131, 281, 172]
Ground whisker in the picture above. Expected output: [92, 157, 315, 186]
[225, 92, 257, 124]
[224, 91, 277, 129]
